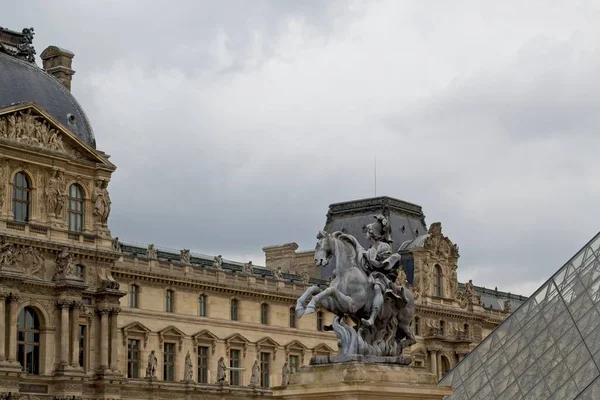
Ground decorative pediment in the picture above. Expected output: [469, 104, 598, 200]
[122, 322, 151, 348]
[256, 337, 280, 360]
[0, 104, 113, 166]
[225, 333, 250, 358]
[285, 340, 308, 364]
[192, 329, 218, 354]
[158, 325, 186, 352]
[424, 222, 459, 259]
[312, 343, 335, 355]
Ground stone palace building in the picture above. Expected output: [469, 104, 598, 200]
[0, 26, 526, 399]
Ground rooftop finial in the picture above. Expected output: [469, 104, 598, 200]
[0, 26, 36, 63]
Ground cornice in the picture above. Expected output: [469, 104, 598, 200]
[416, 303, 505, 325]
[112, 267, 307, 303]
[119, 308, 336, 342]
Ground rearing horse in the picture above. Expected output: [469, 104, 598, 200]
[296, 230, 374, 323]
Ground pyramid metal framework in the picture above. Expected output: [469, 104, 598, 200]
[440, 231, 600, 399]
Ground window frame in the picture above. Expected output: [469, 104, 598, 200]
[130, 284, 140, 309]
[127, 338, 141, 379]
[199, 294, 207, 317]
[316, 311, 324, 331]
[230, 299, 239, 321]
[433, 265, 443, 297]
[229, 348, 241, 386]
[165, 289, 174, 313]
[163, 342, 176, 381]
[289, 307, 296, 328]
[197, 345, 209, 384]
[17, 306, 40, 375]
[260, 303, 269, 325]
[67, 183, 84, 233]
[12, 171, 31, 222]
[260, 351, 271, 388]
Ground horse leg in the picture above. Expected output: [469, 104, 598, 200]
[305, 286, 335, 314]
[296, 285, 322, 318]
[316, 297, 341, 331]
[361, 281, 384, 326]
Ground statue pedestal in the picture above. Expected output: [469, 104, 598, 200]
[272, 362, 452, 400]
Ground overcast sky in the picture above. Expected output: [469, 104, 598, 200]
[5, 0, 600, 296]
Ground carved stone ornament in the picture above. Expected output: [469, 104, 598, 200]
[0, 235, 16, 269]
[183, 351, 193, 381]
[146, 350, 157, 378]
[242, 261, 253, 275]
[14, 246, 46, 279]
[424, 222, 459, 259]
[180, 249, 190, 265]
[273, 266, 283, 280]
[0, 109, 84, 159]
[301, 271, 310, 284]
[112, 237, 122, 252]
[213, 255, 223, 270]
[53, 247, 76, 280]
[0, 162, 7, 212]
[0, 27, 36, 63]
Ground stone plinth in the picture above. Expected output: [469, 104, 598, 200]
[272, 362, 452, 400]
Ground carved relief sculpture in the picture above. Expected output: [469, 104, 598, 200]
[301, 272, 310, 285]
[46, 168, 65, 217]
[112, 237, 122, 252]
[450, 266, 458, 297]
[249, 360, 260, 386]
[180, 249, 191, 265]
[146, 350, 157, 378]
[0, 235, 16, 269]
[54, 247, 76, 280]
[396, 266, 407, 287]
[213, 255, 223, 271]
[15, 246, 46, 279]
[0, 109, 84, 159]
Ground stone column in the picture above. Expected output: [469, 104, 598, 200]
[429, 351, 437, 376]
[70, 301, 82, 368]
[7, 294, 20, 362]
[437, 351, 442, 379]
[110, 307, 121, 373]
[0, 293, 6, 362]
[97, 306, 110, 371]
[58, 299, 71, 368]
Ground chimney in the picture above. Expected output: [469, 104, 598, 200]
[40, 45, 75, 91]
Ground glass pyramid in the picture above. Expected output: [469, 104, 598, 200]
[440, 231, 600, 399]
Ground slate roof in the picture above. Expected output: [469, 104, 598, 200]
[0, 36, 96, 147]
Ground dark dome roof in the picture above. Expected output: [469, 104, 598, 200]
[0, 52, 96, 148]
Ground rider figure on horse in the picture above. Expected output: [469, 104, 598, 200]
[360, 214, 407, 326]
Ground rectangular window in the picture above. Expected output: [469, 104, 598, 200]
[261, 304, 269, 325]
[163, 343, 175, 381]
[229, 349, 241, 385]
[289, 355, 299, 374]
[198, 346, 209, 384]
[260, 352, 270, 388]
[130, 285, 139, 308]
[289, 308, 296, 328]
[199, 295, 207, 317]
[165, 290, 173, 313]
[231, 300, 238, 321]
[127, 339, 141, 379]
[79, 325, 86, 370]
[317, 311, 324, 331]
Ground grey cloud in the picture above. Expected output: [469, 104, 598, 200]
[4, 0, 600, 296]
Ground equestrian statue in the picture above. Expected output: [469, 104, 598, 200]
[296, 214, 416, 364]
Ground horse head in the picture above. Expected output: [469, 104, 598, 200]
[314, 230, 333, 268]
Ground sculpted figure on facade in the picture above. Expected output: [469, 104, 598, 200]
[180, 249, 191, 265]
[504, 299, 511, 313]
[464, 279, 481, 305]
[54, 247, 76, 279]
[92, 179, 111, 225]
[450, 266, 458, 297]
[396, 266, 407, 287]
[295, 214, 416, 364]
[147, 244, 157, 260]
[46, 169, 65, 216]
[213, 255, 223, 270]
[112, 237, 122, 252]
[301, 271, 310, 285]
[0, 163, 7, 212]
[146, 350, 157, 378]
[184, 351, 193, 381]
[273, 266, 283, 280]
[242, 261, 253, 275]
[281, 361, 290, 386]
[249, 360, 260, 386]
[16, 246, 46, 279]
[216, 356, 227, 383]
[0, 235, 15, 268]
[424, 222, 459, 259]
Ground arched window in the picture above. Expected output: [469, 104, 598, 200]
[260, 303, 269, 325]
[441, 356, 451, 376]
[433, 265, 443, 297]
[316, 311, 324, 331]
[289, 307, 296, 328]
[199, 295, 207, 317]
[463, 323, 470, 339]
[165, 290, 174, 313]
[230, 299, 239, 321]
[414, 317, 420, 336]
[439, 320, 445, 336]
[68, 184, 84, 232]
[130, 285, 139, 308]
[17, 307, 40, 374]
[12, 172, 31, 222]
